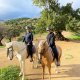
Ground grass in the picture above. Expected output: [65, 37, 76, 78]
[34, 33, 47, 41]
[0, 46, 5, 48]
[34, 32, 80, 41]
[66, 33, 80, 40]
[2, 31, 80, 43]
[0, 66, 20, 80]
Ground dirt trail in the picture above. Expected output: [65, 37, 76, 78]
[0, 41, 80, 80]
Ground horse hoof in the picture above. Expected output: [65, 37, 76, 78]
[33, 66, 38, 69]
[55, 71, 60, 74]
[55, 71, 58, 74]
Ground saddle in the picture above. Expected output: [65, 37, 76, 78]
[26, 45, 36, 56]
[32, 45, 36, 54]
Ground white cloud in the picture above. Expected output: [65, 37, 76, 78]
[59, 0, 76, 5]
[0, 0, 41, 20]
[72, 0, 80, 9]
[0, 0, 79, 20]
[0, 0, 19, 15]
[58, 0, 80, 9]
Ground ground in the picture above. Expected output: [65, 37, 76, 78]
[0, 40, 80, 80]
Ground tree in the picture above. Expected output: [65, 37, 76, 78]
[33, 0, 67, 40]
[5, 24, 21, 42]
[5, 18, 38, 41]
[0, 23, 7, 46]
[33, 0, 80, 40]
[66, 18, 80, 33]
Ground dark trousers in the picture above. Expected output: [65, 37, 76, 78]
[27, 44, 33, 58]
[50, 45, 58, 62]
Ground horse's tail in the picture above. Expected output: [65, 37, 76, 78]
[56, 45, 62, 61]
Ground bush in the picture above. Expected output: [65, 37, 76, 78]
[0, 66, 20, 80]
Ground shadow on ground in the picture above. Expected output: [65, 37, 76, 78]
[25, 64, 80, 80]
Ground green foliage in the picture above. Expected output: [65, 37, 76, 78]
[33, 0, 80, 37]
[33, 0, 46, 7]
[0, 23, 8, 45]
[17, 36, 24, 41]
[66, 18, 80, 33]
[35, 19, 46, 33]
[4, 18, 38, 41]
[0, 66, 20, 80]
[0, 46, 5, 48]
[66, 33, 80, 40]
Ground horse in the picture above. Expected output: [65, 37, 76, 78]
[38, 40, 62, 80]
[5, 41, 38, 80]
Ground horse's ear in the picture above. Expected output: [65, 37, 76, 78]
[43, 41, 46, 45]
[3, 42, 7, 46]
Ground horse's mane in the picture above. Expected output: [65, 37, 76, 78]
[12, 41, 25, 46]
[6, 41, 26, 52]
[39, 40, 53, 62]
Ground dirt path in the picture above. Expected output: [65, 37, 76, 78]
[0, 41, 80, 80]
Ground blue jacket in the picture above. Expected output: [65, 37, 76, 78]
[23, 32, 33, 45]
[47, 32, 55, 47]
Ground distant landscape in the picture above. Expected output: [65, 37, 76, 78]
[0, 0, 80, 46]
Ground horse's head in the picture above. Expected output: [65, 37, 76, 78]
[5, 42, 14, 60]
[38, 40, 46, 55]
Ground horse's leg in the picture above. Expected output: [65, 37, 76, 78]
[33, 53, 38, 68]
[42, 64, 45, 80]
[17, 54, 23, 77]
[55, 65, 59, 73]
[21, 60, 25, 80]
[19, 60, 23, 76]
[55, 46, 62, 73]
[55, 59, 60, 73]
[47, 64, 51, 80]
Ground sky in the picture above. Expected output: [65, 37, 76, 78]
[0, 0, 80, 20]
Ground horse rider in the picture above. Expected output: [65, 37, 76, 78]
[23, 26, 33, 62]
[46, 27, 60, 66]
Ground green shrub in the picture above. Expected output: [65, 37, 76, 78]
[0, 66, 20, 80]
[66, 33, 80, 40]
[17, 35, 25, 41]
[0, 46, 5, 48]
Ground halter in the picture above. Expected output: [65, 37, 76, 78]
[7, 45, 26, 56]
[7, 46, 14, 60]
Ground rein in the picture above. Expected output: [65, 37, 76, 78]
[7, 46, 13, 57]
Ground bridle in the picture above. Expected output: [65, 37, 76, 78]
[7, 46, 14, 60]
[7, 45, 26, 60]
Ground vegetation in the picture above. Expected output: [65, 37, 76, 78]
[0, 46, 5, 48]
[33, 0, 80, 40]
[0, 23, 8, 46]
[0, 0, 80, 45]
[0, 18, 37, 46]
[0, 66, 20, 80]
[5, 18, 37, 42]
[34, 32, 80, 41]
[66, 33, 80, 40]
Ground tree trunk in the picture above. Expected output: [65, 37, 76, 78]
[0, 35, 3, 46]
[55, 31, 69, 41]
[0, 40, 3, 46]
[9, 37, 11, 42]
